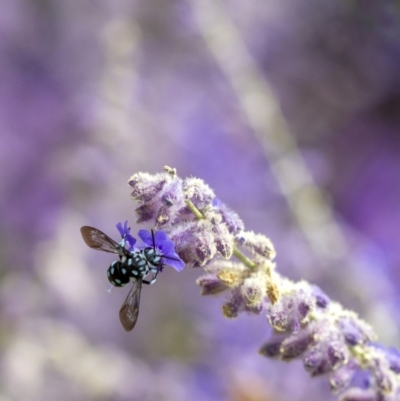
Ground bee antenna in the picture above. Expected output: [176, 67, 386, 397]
[150, 228, 181, 263]
[151, 229, 156, 251]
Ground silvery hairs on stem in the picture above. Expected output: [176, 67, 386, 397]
[128, 166, 400, 401]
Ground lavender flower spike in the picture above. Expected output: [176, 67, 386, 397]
[128, 167, 400, 401]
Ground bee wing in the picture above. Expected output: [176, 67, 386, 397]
[119, 279, 142, 332]
[80, 226, 129, 256]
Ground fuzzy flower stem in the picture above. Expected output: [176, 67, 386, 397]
[185, 199, 205, 220]
[232, 248, 257, 270]
[186, 200, 257, 270]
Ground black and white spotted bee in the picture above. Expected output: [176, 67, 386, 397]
[80, 224, 183, 331]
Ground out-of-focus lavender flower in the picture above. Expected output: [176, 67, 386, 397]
[128, 167, 400, 401]
[369, 344, 400, 376]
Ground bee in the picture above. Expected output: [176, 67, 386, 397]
[80, 226, 163, 331]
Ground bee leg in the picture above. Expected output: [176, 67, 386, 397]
[142, 267, 161, 285]
[142, 277, 157, 285]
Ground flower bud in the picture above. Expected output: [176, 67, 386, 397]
[241, 276, 265, 309]
[337, 316, 375, 346]
[183, 177, 215, 210]
[280, 327, 316, 360]
[128, 172, 168, 202]
[235, 231, 276, 260]
[212, 223, 234, 259]
[213, 200, 244, 234]
[222, 290, 245, 318]
[259, 336, 284, 358]
[135, 201, 158, 223]
[303, 340, 348, 376]
[169, 221, 217, 267]
[330, 364, 357, 394]
[196, 274, 228, 295]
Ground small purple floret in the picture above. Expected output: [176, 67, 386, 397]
[311, 285, 330, 308]
[138, 229, 185, 271]
[387, 348, 400, 374]
[116, 221, 136, 250]
[369, 344, 400, 374]
[259, 337, 284, 358]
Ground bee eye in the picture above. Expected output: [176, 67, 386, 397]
[145, 248, 154, 257]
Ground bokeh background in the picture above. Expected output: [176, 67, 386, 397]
[1, 1, 400, 400]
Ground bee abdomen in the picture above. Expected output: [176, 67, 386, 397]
[107, 261, 130, 287]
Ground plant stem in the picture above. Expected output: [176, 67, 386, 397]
[185, 200, 205, 220]
[232, 248, 257, 270]
[185, 200, 257, 270]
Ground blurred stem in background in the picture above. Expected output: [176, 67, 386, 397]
[189, 0, 346, 263]
[189, 0, 398, 343]
[97, 18, 140, 151]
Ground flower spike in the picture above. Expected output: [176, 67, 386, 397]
[127, 167, 400, 401]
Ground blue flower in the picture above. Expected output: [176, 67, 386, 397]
[116, 221, 136, 250]
[137, 229, 185, 271]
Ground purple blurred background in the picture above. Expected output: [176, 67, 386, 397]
[1, 1, 400, 400]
